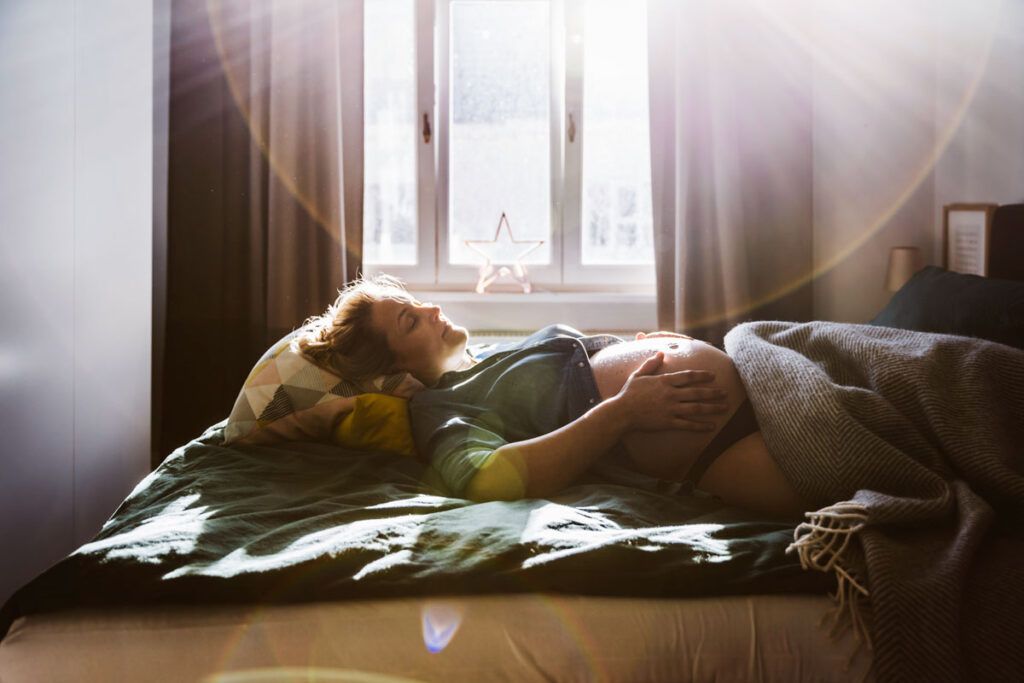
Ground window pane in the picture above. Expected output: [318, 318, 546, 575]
[364, 0, 417, 265]
[449, 1, 551, 265]
[581, 0, 653, 265]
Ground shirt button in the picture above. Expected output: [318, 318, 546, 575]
[589, 398, 596, 404]
[577, 361, 585, 368]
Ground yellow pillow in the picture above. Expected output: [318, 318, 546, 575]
[332, 393, 417, 457]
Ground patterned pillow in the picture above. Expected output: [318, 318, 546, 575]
[223, 328, 425, 445]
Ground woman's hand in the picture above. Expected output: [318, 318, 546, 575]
[635, 331, 695, 341]
[611, 352, 726, 432]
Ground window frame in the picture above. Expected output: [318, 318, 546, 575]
[363, 0, 655, 293]
[362, 0, 436, 285]
[562, 0, 654, 287]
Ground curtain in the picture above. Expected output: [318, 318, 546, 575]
[647, 0, 814, 345]
[159, 0, 362, 460]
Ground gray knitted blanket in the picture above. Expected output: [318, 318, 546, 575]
[725, 321, 1024, 683]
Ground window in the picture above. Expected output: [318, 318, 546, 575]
[363, 0, 419, 265]
[363, 0, 654, 291]
[578, 0, 653, 268]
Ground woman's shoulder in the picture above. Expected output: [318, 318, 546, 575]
[467, 324, 583, 361]
[529, 323, 586, 341]
[493, 324, 582, 351]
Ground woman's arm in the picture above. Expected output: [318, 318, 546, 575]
[464, 353, 726, 501]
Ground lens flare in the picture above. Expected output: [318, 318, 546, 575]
[420, 602, 463, 653]
[203, 0, 346, 250]
[674, 0, 1002, 329]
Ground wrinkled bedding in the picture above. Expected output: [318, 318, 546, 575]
[726, 321, 1024, 683]
[0, 425, 826, 641]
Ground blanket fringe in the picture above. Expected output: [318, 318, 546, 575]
[787, 502, 873, 662]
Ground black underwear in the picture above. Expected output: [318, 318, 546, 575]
[681, 399, 760, 486]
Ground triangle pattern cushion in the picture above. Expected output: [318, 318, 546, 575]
[247, 360, 282, 387]
[287, 362, 335, 393]
[259, 386, 294, 423]
[243, 383, 279, 421]
[223, 326, 426, 445]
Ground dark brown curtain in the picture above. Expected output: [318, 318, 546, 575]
[647, 0, 813, 345]
[158, 0, 363, 462]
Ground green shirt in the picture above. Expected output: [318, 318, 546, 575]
[409, 324, 623, 497]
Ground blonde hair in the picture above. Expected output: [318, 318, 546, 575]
[296, 274, 416, 381]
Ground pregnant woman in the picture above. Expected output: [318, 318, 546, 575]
[300, 275, 810, 519]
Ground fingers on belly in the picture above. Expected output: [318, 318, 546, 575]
[611, 349, 748, 480]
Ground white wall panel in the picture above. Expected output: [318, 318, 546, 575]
[73, 0, 152, 543]
[0, 0, 77, 604]
[0, 0, 152, 603]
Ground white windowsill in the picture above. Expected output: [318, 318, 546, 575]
[408, 289, 657, 335]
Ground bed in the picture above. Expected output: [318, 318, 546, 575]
[0, 430, 864, 682]
[2, 266, 1023, 682]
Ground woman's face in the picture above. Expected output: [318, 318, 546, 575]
[369, 296, 470, 386]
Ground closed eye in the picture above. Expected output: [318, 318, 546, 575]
[402, 305, 417, 333]
[397, 304, 416, 334]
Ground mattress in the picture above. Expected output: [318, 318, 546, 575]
[0, 593, 872, 682]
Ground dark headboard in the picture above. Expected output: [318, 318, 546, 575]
[990, 204, 1024, 281]
[870, 266, 1024, 349]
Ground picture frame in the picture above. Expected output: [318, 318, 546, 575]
[943, 203, 997, 276]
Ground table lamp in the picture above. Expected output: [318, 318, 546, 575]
[885, 246, 923, 292]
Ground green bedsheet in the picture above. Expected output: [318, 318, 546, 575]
[1, 423, 826, 639]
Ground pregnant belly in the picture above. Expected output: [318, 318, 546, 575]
[589, 337, 749, 480]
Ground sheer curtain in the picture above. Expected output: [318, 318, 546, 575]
[646, 0, 814, 345]
[160, 0, 363, 459]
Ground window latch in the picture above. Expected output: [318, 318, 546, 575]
[422, 112, 432, 144]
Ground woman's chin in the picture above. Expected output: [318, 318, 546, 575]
[445, 323, 468, 343]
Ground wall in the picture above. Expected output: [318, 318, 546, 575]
[810, 1, 938, 323]
[933, 0, 1024, 244]
[811, 0, 1024, 322]
[0, 0, 152, 605]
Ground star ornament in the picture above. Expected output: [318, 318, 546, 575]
[464, 212, 546, 294]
